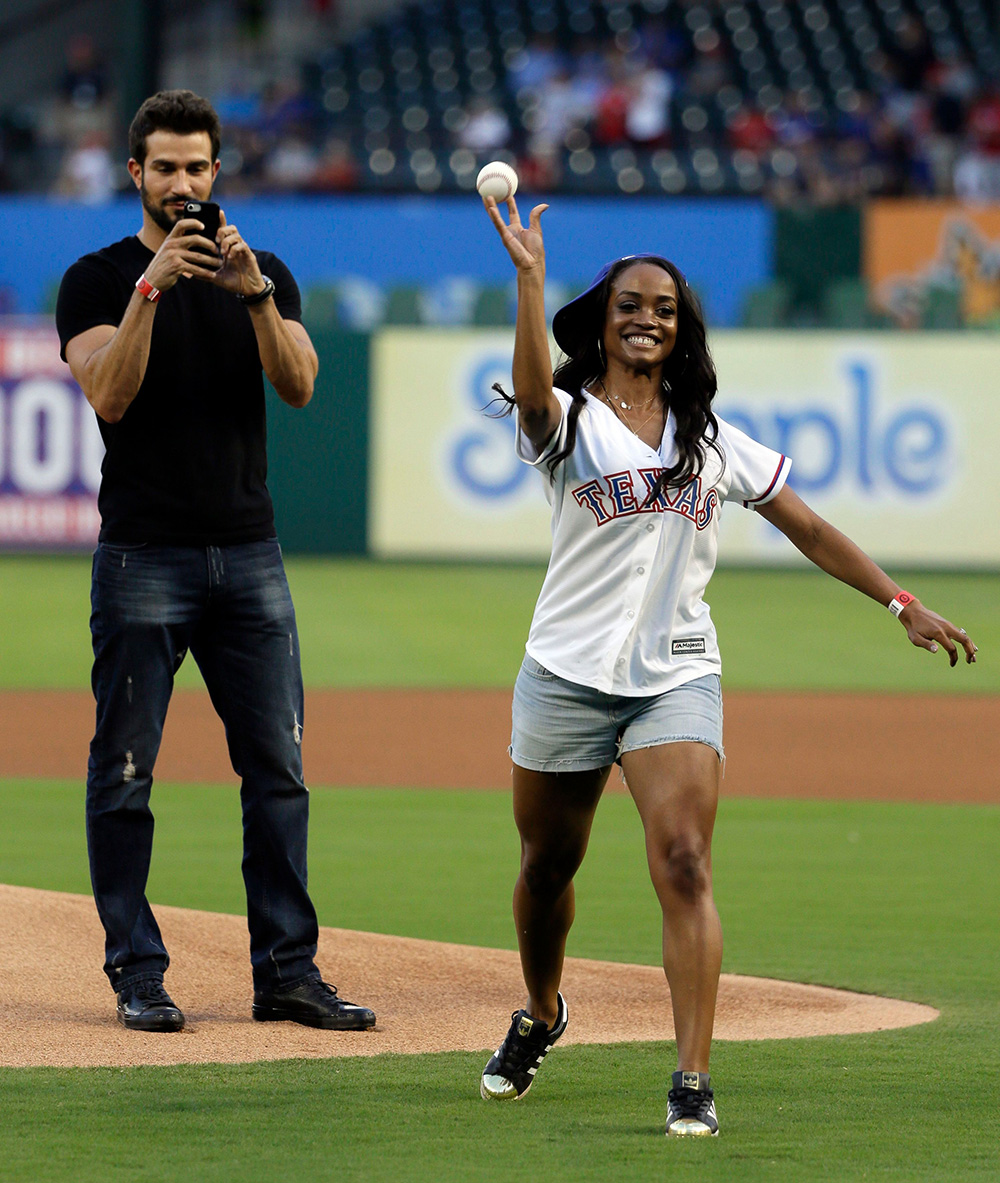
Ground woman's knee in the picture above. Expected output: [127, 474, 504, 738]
[650, 834, 712, 904]
[519, 845, 582, 898]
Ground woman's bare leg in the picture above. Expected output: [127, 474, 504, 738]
[620, 742, 722, 1071]
[511, 763, 610, 1026]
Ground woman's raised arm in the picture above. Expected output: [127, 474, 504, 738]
[484, 195, 562, 448]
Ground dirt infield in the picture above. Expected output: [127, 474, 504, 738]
[1, 885, 939, 1069]
[1, 685, 992, 1069]
[2, 686, 998, 803]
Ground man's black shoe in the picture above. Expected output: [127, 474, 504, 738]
[252, 977, 376, 1030]
[116, 979, 185, 1032]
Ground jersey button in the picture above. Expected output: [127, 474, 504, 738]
[646, 523, 655, 532]
[627, 610, 635, 619]
[637, 567, 645, 574]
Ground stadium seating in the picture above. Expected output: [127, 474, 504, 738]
[303, 0, 999, 197]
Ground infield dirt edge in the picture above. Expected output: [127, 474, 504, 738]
[2, 687, 998, 804]
[3, 885, 938, 1069]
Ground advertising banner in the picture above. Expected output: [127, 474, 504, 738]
[865, 200, 1000, 326]
[0, 319, 102, 549]
[371, 329, 1000, 567]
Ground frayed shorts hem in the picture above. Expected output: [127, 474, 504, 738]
[618, 734, 724, 762]
[510, 733, 723, 774]
[509, 747, 609, 774]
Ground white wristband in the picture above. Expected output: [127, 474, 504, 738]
[888, 591, 915, 618]
[135, 274, 161, 303]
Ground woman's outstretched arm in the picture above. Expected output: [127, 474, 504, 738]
[757, 484, 977, 666]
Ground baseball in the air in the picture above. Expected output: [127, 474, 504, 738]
[477, 161, 518, 202]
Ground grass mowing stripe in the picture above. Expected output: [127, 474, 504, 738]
[1, 1037, 998, 1181]
[2, 780, 999, 1180]
[1, 557, 996, 691]
[2, 782, 997, 1004]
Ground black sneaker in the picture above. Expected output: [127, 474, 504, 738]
[116, 979, 185, 1032]
[252, 977, 376, 1030]
[665, 1070, 719, 1137]
[480, 992, 568, 1100]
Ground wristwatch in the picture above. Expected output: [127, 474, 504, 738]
[237, 276, 275, 306]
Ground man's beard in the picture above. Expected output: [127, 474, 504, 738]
[140, 177, 211, 234]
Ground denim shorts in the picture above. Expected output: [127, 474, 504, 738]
[510, 654, 724, 773]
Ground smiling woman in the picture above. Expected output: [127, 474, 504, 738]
[547, 254, 720, 503]
[477, 192, 977, 1138]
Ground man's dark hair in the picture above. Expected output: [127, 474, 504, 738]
[128, 89, 221, 165]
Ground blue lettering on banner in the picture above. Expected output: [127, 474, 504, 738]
[448, 352, 952, 507]
[718, 358, 951, 498]
[449, 354, 528, 499]
[772, 408, 842, 493]
[882, 408, 948, 494]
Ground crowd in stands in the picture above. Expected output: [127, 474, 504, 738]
[3, 0, 1000, 202]
[0, 33, 116, 200]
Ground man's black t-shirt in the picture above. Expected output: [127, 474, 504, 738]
[56, 235, 303, 545]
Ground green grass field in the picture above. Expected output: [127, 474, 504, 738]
[1, 557, 996, 692]
[1, 557, 998, 1181]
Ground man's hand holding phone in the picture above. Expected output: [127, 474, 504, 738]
[140, 202, 268, 301]
[141, 211, 223, 295]
[211, 209, 270, 300]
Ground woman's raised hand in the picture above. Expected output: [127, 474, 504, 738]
[484, 195, 549, 276]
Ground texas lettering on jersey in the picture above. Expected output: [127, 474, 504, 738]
[572, 468, 719, 530]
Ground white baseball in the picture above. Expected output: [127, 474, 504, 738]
[476, 161, 518, 202]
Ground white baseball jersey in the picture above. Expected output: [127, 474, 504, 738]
[516, 388, 791, 695]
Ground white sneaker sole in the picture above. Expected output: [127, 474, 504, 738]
[480, 1073, 531, 1101]
[666, 1118, 719, 1137]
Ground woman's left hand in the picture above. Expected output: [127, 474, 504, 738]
[899, 600, 977, 666]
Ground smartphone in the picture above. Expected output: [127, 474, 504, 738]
[182, 200, 221, 255]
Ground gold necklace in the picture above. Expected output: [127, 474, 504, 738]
[599, 377, 659, 412]
[603, 389, 665, 439]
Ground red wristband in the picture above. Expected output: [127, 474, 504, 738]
[888, 591, 915, 618]
[135, 274, 161, 303]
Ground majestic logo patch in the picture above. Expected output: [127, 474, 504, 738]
[672, 638, 707, 655]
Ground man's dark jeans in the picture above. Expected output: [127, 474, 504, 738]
[87, 538, 319, 994]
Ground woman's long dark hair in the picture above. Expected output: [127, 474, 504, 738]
[492, 255, 722, 504]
